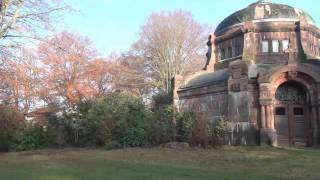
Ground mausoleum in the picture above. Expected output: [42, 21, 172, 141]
[172, 1, 320, 147]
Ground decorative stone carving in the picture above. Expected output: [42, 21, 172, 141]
[203, 35, 212, 70]
[288, 71, 298, 80]
[230, 83, 241, 92]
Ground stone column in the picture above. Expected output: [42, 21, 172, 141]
[270, 105, 275, 130]
[315, 105, 320, 146]
[312, 106, 318, 146]
[317, 106, 320, 127]
[266, 105, 271, 129]
[260, 103, 277, 146]
[172, 75, 184, 111]
[261, 105, 266, 128]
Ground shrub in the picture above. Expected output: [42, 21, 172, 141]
[151, 104, 176, 144]
[10, 125, 53, 151]
[213, 117, 230, 140]
[176, 111, 195, 142]
[190, 114, 230, 148]
[0, 105, 24, 152]
[48, 101, 94, 147]
[47, 93, 155, 148]
[87, 92, 153, 148]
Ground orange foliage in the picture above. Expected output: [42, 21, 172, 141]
[0, 32, 149, 111]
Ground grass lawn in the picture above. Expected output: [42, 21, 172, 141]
[0, 146, 319, 180]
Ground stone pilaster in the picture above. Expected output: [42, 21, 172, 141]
[266, 105, 271, 129]
[270, 105, 275, 130]
[316, 105, 320, 146]
[172, 75, 184, 111]
[261, 105, 266, 128]
[260, 99, 276, 146]
[312, 106, 318, 146]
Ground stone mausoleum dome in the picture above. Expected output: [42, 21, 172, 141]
[215, 0, 316, 36]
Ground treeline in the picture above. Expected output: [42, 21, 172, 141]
[0, 31, 152, 151]
[0, 1, 219, 152]
[0, 93, 176, 151]
[0, 92, 229, 152]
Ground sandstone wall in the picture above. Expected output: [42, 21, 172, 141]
[178, 84, 228, 122]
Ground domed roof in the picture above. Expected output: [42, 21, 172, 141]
[214, 1, 316, 36]
[182, 69, 229, 89]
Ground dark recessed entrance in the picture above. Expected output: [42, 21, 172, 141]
[274, 82, 309, 147]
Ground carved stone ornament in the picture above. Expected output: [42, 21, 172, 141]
[230, 83, 241, 92]
[288, 71, 298, 80]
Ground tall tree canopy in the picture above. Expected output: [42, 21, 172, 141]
[38, 31, 96, 107]
[133, 10, 209, 94]
[0, 0, 67, 58]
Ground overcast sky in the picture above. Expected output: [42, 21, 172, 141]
[60, 0, 320, 56]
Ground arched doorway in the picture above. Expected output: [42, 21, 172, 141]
[274, 81, 309, 147]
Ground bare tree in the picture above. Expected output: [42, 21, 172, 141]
[0, 0, 68, 58]
[115, 54, 150, 97]
[132, 10, 209, 94]
[0, 0, 66, 38]
[85, 54, 150, 99]
[0, 1, 70, 109]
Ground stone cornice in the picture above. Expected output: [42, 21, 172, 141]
[215, 21, 320, 41]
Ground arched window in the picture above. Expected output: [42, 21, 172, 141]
[275, 82, 307, 103]
[235, 45, 241, 56]
[228, 47, 232, 58]
[282, 40, 289, 52]
[262, 41, 269, 53]
[220, 49, 225, 60]
[272, 40, 279, 53]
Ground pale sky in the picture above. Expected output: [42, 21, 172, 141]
[59, 0, 320, 56]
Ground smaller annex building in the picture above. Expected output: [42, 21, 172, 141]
[172, 1, 320, 147]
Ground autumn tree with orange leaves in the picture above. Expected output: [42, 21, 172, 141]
[37, 32, 96, 107]
[0, 0, 69, 111]
[0, 48, 43, 113]
[36, 32, 149, 108]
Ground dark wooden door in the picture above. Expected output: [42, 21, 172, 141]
[275, 105, 290, 146]
[291, 105, 307, 146]
[275, 103, 307, 147]
[274, 82, 308, 147]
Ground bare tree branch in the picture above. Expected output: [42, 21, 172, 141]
[132, 10, 209, 93]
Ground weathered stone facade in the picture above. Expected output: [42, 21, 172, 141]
[173, 1, 320, 147]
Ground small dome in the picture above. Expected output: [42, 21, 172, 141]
[183, 69, 229, 89]
[214, 1, 316, 36]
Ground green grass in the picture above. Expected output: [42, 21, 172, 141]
[0, 146, 319, 180]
